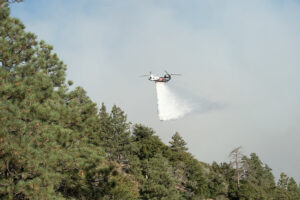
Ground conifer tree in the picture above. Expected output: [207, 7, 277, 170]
[2, 2, 300, 199]
[140, 154, 181, 199]
[132, 124, 167, 161]
[274, 172, 290, 199]
[169, 132, 188, 152]
[99, 104, 131, 163]
[278, 172, 289, 189]
[0, 3, 67, 198]
[207, 162, 228, 199]
[108, 105, 131, 162]
[287, 177, 300, 200]
[168, 133, 209, 198]
[0, 3, 138, 199]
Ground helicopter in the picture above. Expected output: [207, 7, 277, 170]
[140, 71, 181, 83]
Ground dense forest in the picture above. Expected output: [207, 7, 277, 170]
[1, 1, 300, 199]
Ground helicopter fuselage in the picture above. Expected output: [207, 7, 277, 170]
[149, 74, 171, 82]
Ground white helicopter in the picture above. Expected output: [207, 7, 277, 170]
[140, 71, 181, 83]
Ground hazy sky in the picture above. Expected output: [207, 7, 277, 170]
[10, 0, 300, 181]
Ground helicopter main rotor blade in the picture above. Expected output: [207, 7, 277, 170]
[170, 74, 182, 76]
[139, 71, 153, 77]
[165, 70, 181, 76]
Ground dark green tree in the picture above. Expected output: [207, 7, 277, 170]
[0, 3, 67, 198]
[169, 132, 188, 152]
[99, 104, 132, 163]
[130, 125, 185, 199]
[238, 153, 276, 199]
[2, 2, 300, 199]
[275, 172, 290, 199]
[278, 172, 289, 189]
[131, 124, 167, 161]
[0, 3, 138, 199]
[140, 154, 181, 200]
[287, 177, 300, 200]
[208, 162, 229, 199]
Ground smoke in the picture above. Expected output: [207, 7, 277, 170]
[155, 82, 223, 121]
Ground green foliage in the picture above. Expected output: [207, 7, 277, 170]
[132, 124, 167, 161]
[208, 162, 229, 199]
[0, 4, 138, 199]
[99, 104, 131, 163]
[129, 125, 181, 199]
[140, 154, 181, 200]
[238, 153, 276, 199]
[287, 177, 300, 200]
[274, 173, 300, 200]
[1, 2, 300, 199]
[169, 132, 188, 152]
[168, 136, 210, 198]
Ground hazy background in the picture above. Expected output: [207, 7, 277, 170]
[10, 0, 300, 181]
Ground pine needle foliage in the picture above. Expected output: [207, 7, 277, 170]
[1, 2, 300, 199]
[0, 4, 138, 199]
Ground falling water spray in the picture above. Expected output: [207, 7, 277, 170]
[155, 82, 194, 121]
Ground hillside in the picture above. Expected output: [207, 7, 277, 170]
[1, 1, 300, 199]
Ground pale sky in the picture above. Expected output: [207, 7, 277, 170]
[10, 0, 300, 182]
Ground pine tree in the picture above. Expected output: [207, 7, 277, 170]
[239, 153, 276, 199]
[2, 2, 300, 199]
[274, 172, 290, 199]
[0, 3, 67, 198]
[278, 172, 289, 189]
[131, 124, 167, 161]
[109, 105, 131, 162]
[287, 177, 300, 200]
[169, 132, 188, 152]
[99, 104, 132, 163]
[0, 3, 139, 199]
[140, 154, 181, 200]
[208, 162, 228, 199]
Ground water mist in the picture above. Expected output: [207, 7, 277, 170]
[155, 82, 194, 121]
